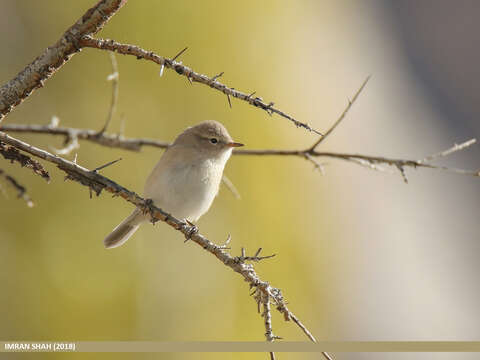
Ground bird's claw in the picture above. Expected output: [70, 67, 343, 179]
[183, 219, 198, 242]
[143, 198, 160, 224]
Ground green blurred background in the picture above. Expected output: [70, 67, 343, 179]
[1, 1, 480, 359]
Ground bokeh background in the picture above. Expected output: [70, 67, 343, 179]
[1, 1, 479, 359]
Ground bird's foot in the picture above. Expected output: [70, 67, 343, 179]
[182, 219, 198, 242]
[143, 198, 160, 224]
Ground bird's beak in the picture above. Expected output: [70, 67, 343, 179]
[227, 142, 244, 148]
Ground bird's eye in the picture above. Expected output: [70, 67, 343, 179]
[209, 138, 218, 144]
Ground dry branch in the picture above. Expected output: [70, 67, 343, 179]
[0, 123, 168, 152]
[0, 0, 127, 121]
[99, 53, 119, 134]
[0, 141, 50, 181]
[1, 1, 476, 356]
[2, 123, 478, 182]
[78, 36, 322, 135]
[261, 297, 276, 360]
[0, 169, 34, 207]
[0, 130, 317, 344]
[309, 76, 370, 150]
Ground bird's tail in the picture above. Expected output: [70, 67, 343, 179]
[104, 208, 145, 249]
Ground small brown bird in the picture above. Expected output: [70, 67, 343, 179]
[104, 120, 243, 249]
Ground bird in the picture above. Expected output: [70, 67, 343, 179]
[103, 120, 243, 249]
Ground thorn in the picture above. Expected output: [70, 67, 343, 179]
[266, 102, 275, 116]
[211, 72, 224, 81]
[172, 46, 188, 62]
[226, 93, 232, 108]
[186, 76, 193, 85]
[159, 63, 165, 77]
[49, 115, 59, 127]
[396, 164, 409, 184]
[106, 72, 118, 81]
[92, 158, 122, 172]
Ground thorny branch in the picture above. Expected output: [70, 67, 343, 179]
[0, 0, 127, 121]
[0, 123, 170, 152]
[78, 36, 322, 135]
[0, 130, 319, 347]
[261, 295, 277, 360]
[1, 0, 478, 357]
[2, 122, 478, 183]
[0, 0, 322, 136]
[4, 76, 478, 184]
[0, 141, 50, 181]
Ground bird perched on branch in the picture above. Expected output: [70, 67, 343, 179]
[104, 120, 243, 249]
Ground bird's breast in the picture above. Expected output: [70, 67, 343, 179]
[144, 157, 225, 221]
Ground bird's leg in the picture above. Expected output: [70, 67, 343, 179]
[143, 198, 160, 224]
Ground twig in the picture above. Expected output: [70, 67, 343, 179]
[0, 141, 50, 181]
[0, 0, 127, 121]
[0, 130, 317, 343]
[171, 46, 188, 62]
[226, 93, 232, 108]
[303, 152, 326, 175]
[420, 138, 477, 163]
[262, 297, 276, 360]
[235, 248, 276, 263]
[0, 169, 34, 207]
[309, 76, 370, 150]
[322, 351, 334, 360]
[237, 146, 480, 181]
[78, 36, 322, 136]
[52, 136, 79, 155]
[0, 124, 170, 151]
[347, 157, 390, 173]
[221, 174, 241, 199]
[99, 52, 119, 134]
[288, 312, 317, 342]
[307, 149, 480, 179]
[3, 124, 478, 182]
